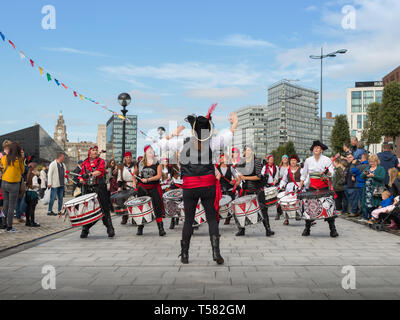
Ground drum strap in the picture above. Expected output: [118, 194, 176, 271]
[288, 168, 300, 188]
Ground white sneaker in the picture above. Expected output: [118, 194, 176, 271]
[7, 227, 18, 233]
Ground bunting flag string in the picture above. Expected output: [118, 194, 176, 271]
[0, 30, 129, 123]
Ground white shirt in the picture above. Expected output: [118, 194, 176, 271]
[261, 164, 279, 185]
[279, 166, 301, 192]
[117, 165, 136, 188]
[40, 169, 47, 189]
[300, 155, 333, 182]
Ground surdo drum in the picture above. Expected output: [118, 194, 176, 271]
[125, 196, 155, 226]
[264, 187, 279, 207]
[63, 193, 103, 227]
[219, 195, 233, 220]
[179, 201, 207, 227]
[163, 189, 183, 218]
[298, 190, 338, 221]
[277, 192, 302, 220]
[232, 195, 263, 228]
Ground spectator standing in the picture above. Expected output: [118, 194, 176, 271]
[377, 143, 399, 187]
[0, 142, 24, 232]
[360, 154, 386, 221]
[47, 153, 67, 216]
[353, 141, 367, 161]
[344, 153, 360, 217]
[350, 137, 358, 154]
[25, 163, 41, 227]
[72, 160, 83, 196]
[15, 148, 28, 223]
[341, 143, 352, 160]
[39, 163, 48, 198]
[333, 159, 346, 213]
[388, 167, 400, 197]
[351, 153, 369, 221]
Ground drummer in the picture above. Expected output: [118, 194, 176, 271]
[135, 145, 166, 237]
[279, 154, 302, 225]
[117, 151, 137, 225]
[299, 141, 338, 238]
[168, 157, 182, 230]
[216, 153, 238, 225]
[235, 146, 275, 237]
[78, 146, 115, 239]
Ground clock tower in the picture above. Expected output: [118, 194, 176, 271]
[54, 112, 67, 149]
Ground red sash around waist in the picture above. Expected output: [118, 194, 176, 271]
[309, 178, 329, 190]
[182, 174, 217, 190]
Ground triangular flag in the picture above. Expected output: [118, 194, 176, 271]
[73, 91, 77, 97]
[46, 73, 52, 81]
[118, 115, 125, 120]
[8, 40, 15, 49]
[29, 59, 34, 67]
[19, 50, 25, 59]
[238, 203, 247, 214]
[79, 94, 84, 101]
[54, 79, 60, 86]
[138, 205, 144, 213]
[0, 32, 5, 41]
[38, 67, 43, 75]
[61, 83, 68, 89]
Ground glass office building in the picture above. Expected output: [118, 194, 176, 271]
[347, 81, 384, 154]
[106, 114, 138, 162]
[233, 105, 268, 159]
[267, 80, 319, 161]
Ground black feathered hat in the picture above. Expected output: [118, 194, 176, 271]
[310, 140, 328, 152]
[185, 103, 217, 141]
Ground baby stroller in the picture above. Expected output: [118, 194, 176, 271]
[370, 200, 400, 231]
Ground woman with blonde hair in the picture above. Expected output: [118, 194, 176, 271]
[388, 167, 400, 197]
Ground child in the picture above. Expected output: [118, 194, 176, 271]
[25, 163, 41, 227]
[368, 191, 397, 224]
[0, 187, 5, 229]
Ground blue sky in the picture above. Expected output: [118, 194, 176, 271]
[1, 0, 399, 153]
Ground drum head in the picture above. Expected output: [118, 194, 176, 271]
[164, 189, 183, 200]
[125, 196, 151, 207]
[277, 192, 287, 200]
[64, 193, 97, 206]
[233, 195, 257, 205]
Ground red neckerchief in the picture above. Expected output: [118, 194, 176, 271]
[288, 167, 300, 188]
[267, 164, 276, 178]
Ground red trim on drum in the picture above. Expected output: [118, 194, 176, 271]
[234, 207, 261, 217]
[71, 213, 104, 227]
[69, 207, 101, 219]
[129, 209, 155, 218]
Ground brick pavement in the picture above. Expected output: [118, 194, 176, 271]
[1, 207, 400, 300]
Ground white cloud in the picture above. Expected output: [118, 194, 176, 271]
[305, 5, 318, 11]
[187, 87, 248, 99]
[43, 47, 108, 57]
[188, 34, 275, 48]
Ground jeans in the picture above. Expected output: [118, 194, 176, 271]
[48, 186, 65, 213]
[364, 207, 375, 220]
[15, 193, 27, 219]
[356, 188, 365, 216]
[346, 188, 359, 214]
[1, 181, 20, 229]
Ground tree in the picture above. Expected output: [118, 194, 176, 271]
[362, 102, 383, 151]
[330, 114, 350, 154]
[270, 141, 297, 165]
[380, 82, 400, 152]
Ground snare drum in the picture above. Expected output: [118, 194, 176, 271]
[278, 193, 301, 220]
[179, 201, 207, 227]
[63, 193, 103, 227]
[232, 195, 263, 228]
[125, 196, 155, 226]
[163, 189, 183, 218]
[264, 187, 278, 206]
[219, 195, 232, 220]
[298, 190, 338, 221]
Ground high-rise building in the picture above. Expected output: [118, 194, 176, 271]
[347, 81, 384, 154]
[106, 114, 138, 162]
[97, 124, 106, 159]
[267, 80, 319, 161]
[233, 105, 268, 159]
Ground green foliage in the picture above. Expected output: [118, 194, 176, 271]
[270, 141, 297, 165]
[330, 114, 350, 154]
[362, 102, 383, 149]
[381, 82, 400, 150]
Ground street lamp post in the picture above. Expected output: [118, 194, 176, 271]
[310, 48, 347, 142]
[118, 93, 132, 162]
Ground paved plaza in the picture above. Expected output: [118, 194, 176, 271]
[1, 207, 400, 300]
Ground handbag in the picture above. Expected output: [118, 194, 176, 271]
[18, 178, 27, 199]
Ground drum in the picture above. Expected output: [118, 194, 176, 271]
[125, 196, 155, 226]
[232, 195, 263, 228]
[179, 201, 207, 227]
[219, 195, 232, 220]
[63, 193, 103, 227]
[298, 190, 338, 221]
[278, 193, 302, 220]
[264, 187, 278, 206]
[111, 190, 136, 216]
[163, 189, 183, 218]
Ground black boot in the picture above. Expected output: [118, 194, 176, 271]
[0, 217, 6, 230]
[179, 240, 190, 264]
[175, 217, 179, 226]
[80, 227, 89, 239]
[235, 227, 245, 236]
[25, 212, 31, 226]
[262, 213, 275, 236]
[121, 215, 128, 225]
[328, 219, 339, 238]
[302, 220, 312, 236]
[210, 235, 224, 265]
[169, 218, 176, 230]
[275, 206, 282, 220]
[104, 216, 115, 238]
[157, 221, 166, 237]
[137, 225, 144, 236]
[30, 211, 40, 227]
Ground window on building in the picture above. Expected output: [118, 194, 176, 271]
[357, 115, 362, 129]
[376, 90, 383, 103]
[363, 91, 374, 112]
[351, 91, 362, 112]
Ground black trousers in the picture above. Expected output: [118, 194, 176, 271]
[25, 195, 38, 223]
[182, 185, 219, 242]
[334, 191, 345, 211]
[137, 186, 163, 220]
[82, 183, 113, 232]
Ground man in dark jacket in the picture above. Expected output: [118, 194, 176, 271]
[344, 153, 360, 217]
[378, 144, 399, 187]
